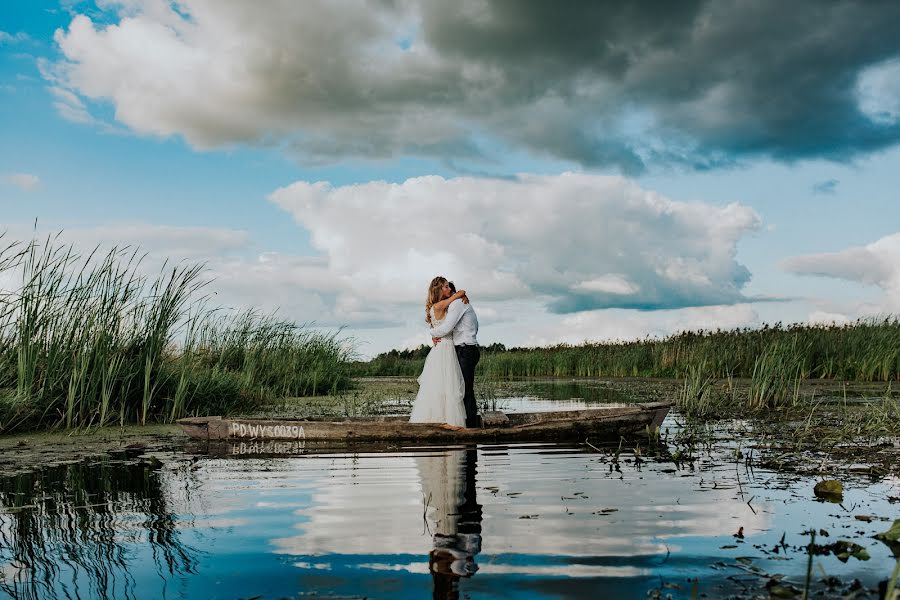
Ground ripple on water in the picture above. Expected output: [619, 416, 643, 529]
[1, 418, 898, 599]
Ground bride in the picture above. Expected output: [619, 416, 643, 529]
[409, 277, 468, 427]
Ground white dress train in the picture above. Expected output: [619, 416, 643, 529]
[409, 311, 466, 427]
[415, 450, 466, 536]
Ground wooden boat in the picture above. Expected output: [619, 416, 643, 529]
[177, 402, 672, 443]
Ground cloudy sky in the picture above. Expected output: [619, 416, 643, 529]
[1, 1, 899, 357]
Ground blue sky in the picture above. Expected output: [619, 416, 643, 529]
[2, 1, 899, 356]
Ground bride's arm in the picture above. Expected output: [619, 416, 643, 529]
[428, 297, 468, 339]
[432, 289, 467, 314]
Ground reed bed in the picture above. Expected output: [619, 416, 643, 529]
[355, 318, 900, 383]
[0, 234, 353, 434]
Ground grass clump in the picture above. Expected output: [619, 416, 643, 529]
[0, 234, 353, 434]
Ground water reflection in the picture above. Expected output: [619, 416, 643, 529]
[0, 455, 197, 600]
[1, 423, 897, 599]
[416, 447, 482, 599]
[495, 379, 636, 413]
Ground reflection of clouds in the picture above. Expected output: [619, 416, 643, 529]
[143, 443, 779, 591]
[271, 454, 425, 557]
[161, 458, 322, 520]
[263, 446, 772, 581]
[471, 448, 773, 566]
[255, 501, 305, 509]
[630, 502, 769, 540]
[0, 560, 31, 584]
[359, 562, 645, 578]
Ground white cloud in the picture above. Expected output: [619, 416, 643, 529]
[522, 304, 760, 348]
[574, 274, 639, 295]
[58, 222, 251, 259]
[782, 232, 900, 314]
[48, 84, 97, 125]
[269, 173, 760, 314]
[50, 4, 433, 149]
[46, 2, 900, 169]
[1, 172, 763, 355]
[807, 310, 850, 326]
[1, 173, 41, 191]
[857, 58, 900, 125]
[0, 223, 354, 328]
[0, 31, 29, 45]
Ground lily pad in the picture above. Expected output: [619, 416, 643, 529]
[813, 480, 843, 501]
[832, 541, 870, 563]
[874, 519, 900, 557]
[807, 540, 872, 562]
[766, 579, 800, 598]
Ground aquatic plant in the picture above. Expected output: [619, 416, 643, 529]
[747, 337, 807, 410]
[0, 234, 353, 433]
[475, 376, 505, 413]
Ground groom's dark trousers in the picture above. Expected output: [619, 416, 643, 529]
[455, 344, 481, 428]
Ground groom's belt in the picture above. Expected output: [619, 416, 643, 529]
[455, 342, 479, 347]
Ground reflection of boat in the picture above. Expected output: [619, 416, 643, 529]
[177, 402, 672, 442]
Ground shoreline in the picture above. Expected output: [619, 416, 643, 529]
[0, 376, 896, 478]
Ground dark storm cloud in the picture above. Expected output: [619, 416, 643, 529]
[53, 0, 900, 172]
[418, 0, 900, 170]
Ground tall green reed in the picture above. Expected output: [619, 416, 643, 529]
[0, 234, 353, 433]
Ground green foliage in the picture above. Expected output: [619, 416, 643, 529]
[355, 319, 900, 382]
[0, 234, 353, 434]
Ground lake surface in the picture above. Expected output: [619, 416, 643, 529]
[1, 380, 897, 599]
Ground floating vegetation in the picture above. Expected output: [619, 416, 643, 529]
[813, 479, 844, 502]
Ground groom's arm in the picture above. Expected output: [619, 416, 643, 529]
[427, 299, 467, 339]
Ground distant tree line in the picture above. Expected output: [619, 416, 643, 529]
[351, 319, 900, 382]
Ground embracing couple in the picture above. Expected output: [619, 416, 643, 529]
[409, 276, 480, 429]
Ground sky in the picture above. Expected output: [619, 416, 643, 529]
[1, 0, 899, 358]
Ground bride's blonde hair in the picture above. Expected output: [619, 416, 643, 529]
[425, 276, 447, 325]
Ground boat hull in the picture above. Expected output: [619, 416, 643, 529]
[177, 402, 671, 443]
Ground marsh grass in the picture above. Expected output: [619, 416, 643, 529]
[357, 319, 900, 383]
[677, 361, 721, 418]
[0, 234, 353, 434]
[792, 394, 900, 446]
[476, 375, 507, 413]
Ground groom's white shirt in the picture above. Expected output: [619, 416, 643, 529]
[428, 299, 478, 346]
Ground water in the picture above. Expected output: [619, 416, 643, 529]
[1, 383, 898, 599]
[489, 379, 637, 413]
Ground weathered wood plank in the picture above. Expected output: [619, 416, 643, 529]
[177, 403, 671, 443]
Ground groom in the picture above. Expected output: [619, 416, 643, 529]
[428, 280, 480, 428]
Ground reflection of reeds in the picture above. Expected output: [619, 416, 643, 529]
[356, 320, 900, 382]
[0, 234, 354, 433]
[0, 458, 197, 600]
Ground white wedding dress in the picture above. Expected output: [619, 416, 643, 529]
[409, 309, 467, 427]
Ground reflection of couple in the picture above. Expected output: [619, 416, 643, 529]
[415, 448, 482, 599]
[409, 277, 480, 428]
